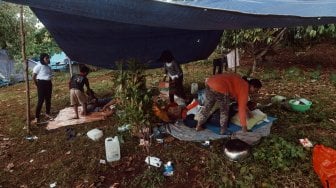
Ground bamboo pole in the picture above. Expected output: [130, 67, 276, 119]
[69, 60, 73, 77]
[234, 30, 237, 73]
[20, 6, 31, 134]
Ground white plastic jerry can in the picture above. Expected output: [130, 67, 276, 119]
[105, 136, 120, 162]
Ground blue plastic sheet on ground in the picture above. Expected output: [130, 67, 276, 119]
[168, 117, 276, 141]
[205, 116, 277, 135]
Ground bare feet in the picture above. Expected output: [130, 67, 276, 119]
[80, 112, 88, 116]
[220, 127, 227, 135]
[31, 118, 40, 125]
[102, 110, 113, 117]
[195, 125, 203, 131]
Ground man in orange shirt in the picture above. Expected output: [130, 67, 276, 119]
[196, 74, 262, 134]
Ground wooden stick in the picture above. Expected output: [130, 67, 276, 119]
[20, 6, 31, 134]
[234, 30, 237, 73]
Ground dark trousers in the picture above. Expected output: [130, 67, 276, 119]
[169, 75, 186, 103]
[212, 57, 228, 75]
[36, 80, 52, 119]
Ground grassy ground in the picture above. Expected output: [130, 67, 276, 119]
[1, 42, 336, 187]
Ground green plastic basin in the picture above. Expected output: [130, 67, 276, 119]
[288, 99, 312, 112]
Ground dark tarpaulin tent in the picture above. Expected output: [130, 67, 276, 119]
[3, 0, 336, 69]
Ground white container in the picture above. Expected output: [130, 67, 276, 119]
[105, 136, 121, 162]
[87, 128, 103, 141]
[145, 156, 162, 167]
[271, 95, 286, 103]
[191, 83, 198, 94]
[299, 98, 310, 105]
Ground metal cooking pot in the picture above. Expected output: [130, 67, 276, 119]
[224, 139, 251, 162]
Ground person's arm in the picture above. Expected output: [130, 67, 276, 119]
[102, 99, 120, 111]
[175, 61, 183, 77]
[84, 77, 91, 91]
[163, 65, 168, 81]
[32, 65, 40, 86]
[69, 76, 73, 89]
[32, 73, 38, 86]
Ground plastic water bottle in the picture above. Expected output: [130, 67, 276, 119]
[163, 161, 174, 176]
[198, 90, 205, 106]
[105, 136, 120, 162]
[191, 83, 198, 94]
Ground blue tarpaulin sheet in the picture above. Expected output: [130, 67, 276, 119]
[31, 8, 222, 69]
[3, 0, 336, 69]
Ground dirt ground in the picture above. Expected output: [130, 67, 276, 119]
[0, 41, 336, 187]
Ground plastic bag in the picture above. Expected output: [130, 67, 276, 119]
[313, 144, 336, 188]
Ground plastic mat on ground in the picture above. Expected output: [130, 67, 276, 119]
[167, 117, 276, 142]
[47, 107, 109, 130]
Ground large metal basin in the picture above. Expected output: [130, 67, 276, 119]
[224, 139, 251, 162]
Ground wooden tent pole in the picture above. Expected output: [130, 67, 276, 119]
[20, 6, 31, 134]
[69, 60, 73, 77]
[234, 30, 237, 73]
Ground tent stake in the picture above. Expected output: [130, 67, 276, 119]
[20, 5, 31, 134]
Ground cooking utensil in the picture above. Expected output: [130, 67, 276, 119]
[224, 139, 251, 162]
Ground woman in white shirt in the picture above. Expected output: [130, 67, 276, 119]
[32, 53, 53, 123]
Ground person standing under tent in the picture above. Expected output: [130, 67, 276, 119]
[69, 65, 91, 119]
[196, 73, 262, 134]
[160, 50, 186, 103]
[32, 53, 53, 124]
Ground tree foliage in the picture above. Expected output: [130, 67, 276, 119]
[286, 24, 336, 46]
[220, 28, 284, 56]
[219, 28, 286, 75]
[0, 2, 60, 62]
[219, 24, 336, 75]
[220, 25, 336, 53]
[0, 2, 20, 55]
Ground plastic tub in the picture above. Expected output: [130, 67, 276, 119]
[288, 98, 312, 112]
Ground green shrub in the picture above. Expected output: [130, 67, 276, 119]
[285, 66, 301, 77]
[330, 73, 336, 86]
[310, 70, 321, 80]
[253, 136, 306, 171]
[131, 168, 164, 188]
[114, 59, 154, 135]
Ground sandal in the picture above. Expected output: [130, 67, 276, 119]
[45, 114, 54, 121]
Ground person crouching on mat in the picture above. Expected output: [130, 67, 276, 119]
[195, 73, 262, 134]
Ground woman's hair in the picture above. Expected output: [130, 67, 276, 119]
[242, 76, 262, 88]
[39, 53, 50, 65]
[159, 50, 174, 62]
